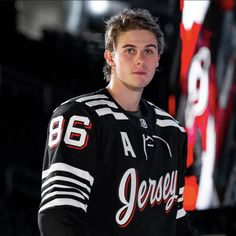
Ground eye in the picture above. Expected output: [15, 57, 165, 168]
[125, 48, 135, 54]
[145, 48, 154, 54]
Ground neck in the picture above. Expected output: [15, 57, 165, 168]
[106, 79, 143, 112]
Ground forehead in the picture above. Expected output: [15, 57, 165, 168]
[116, 29, 158, 47]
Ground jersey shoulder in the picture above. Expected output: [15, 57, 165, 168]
[146, 100, 186, 134]
[54, 88, 129, 121]
[52, 89, 111, 117]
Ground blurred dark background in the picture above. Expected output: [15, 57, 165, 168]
[0, 1, 236, 235]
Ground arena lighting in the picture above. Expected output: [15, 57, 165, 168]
[87, 1, 110, 15]
[65, 0, 83, 35]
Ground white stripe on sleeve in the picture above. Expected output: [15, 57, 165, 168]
[42, 162, 94, 186]
[156, 118, 185, 132]
[76, 94, 108, 102]
[39, 198, 87, 213]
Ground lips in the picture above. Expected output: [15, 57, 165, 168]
[132, 71, 147, 75]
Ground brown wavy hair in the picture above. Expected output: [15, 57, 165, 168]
[103, 8, 165, 82]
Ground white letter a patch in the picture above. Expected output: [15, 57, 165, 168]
[120, 132, 136, 158]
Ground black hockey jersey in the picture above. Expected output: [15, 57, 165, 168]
[38, 88, 198, 236]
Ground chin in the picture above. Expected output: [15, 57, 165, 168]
[131, 83, 148, 91]
[137, 79, 152, 88]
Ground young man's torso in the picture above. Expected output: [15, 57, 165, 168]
[39, 88, 187, 236]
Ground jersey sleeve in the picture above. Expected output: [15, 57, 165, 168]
[38, 102, 98, 236]
[176, 132, 199, 236]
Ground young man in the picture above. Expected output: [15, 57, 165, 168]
[38, 8, 198, 236]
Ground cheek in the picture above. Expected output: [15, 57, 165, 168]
[113, 54, 122, 67]
[115, 57, 128, 71]
[149, 58, 159, 69]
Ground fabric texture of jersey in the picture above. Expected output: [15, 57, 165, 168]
[38, 88, 198, 236]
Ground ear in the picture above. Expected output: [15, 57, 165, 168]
[156, 55, 160, 68]
[104, 50, 115, 67]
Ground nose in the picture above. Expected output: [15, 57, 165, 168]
[135, 52, 144, 65]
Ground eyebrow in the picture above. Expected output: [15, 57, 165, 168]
[122, 44, 157, 49]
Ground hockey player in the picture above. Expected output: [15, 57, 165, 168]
[38, 8, 198, 236]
